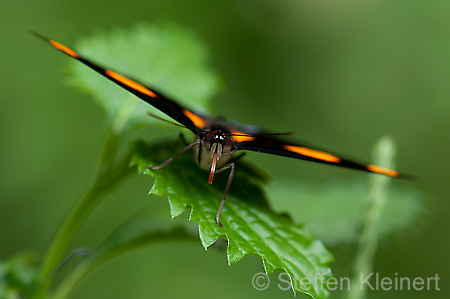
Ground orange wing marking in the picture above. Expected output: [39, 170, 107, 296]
[284, 145, 341, 163]
[183, 109, 206, 128]
[49, 40, 79, 58]
[367, 164, 399, 177]
[105, 70, 158, 98]
[230, 129, 255, 142]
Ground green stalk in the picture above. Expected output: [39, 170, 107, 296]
[347, 137, 396, 299]
[51, 227, 194, 299]
[32, 128, 133, 298]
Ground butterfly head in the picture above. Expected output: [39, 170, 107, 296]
[196, 129, 235, 184]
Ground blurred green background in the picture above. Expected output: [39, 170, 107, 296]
[1, 0, 448, 298]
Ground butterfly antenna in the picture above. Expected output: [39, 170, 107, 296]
[147, 112, 189, 129]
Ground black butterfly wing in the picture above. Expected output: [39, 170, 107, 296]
[34, 32, 207, 133]
[229, 124, 401, 178]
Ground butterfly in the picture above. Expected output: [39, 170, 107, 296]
[34, 32, 405, 227]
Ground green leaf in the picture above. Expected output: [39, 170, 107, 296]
[132, 140, 334, 299]
[265, 179, 424, 245]
[66, 22, 220, 134]
[0, 252, 38, 299]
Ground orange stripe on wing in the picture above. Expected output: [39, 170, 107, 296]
[367, 164, 399, 177]
[230, 129, 255, 142]
[104, 70, 158, 98]
[231, 134, 255, 143]
[49, 40, 79, 58]
[183, 109, 206, 129]
[284, 145, 341, 163]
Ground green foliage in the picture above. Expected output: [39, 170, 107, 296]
[0, 252, 38, 299]
[266, 179, 424, 245]
[132, 140, 333, 298]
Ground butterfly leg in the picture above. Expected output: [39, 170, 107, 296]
[215, 162, 235, 228]
[147, 140, 200, 170]
[179, 134, 200, 162]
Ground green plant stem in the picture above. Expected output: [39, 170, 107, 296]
[51, 227, 195, 299]
[347, 137, 396, 299]
[32, 129, 134, 298]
